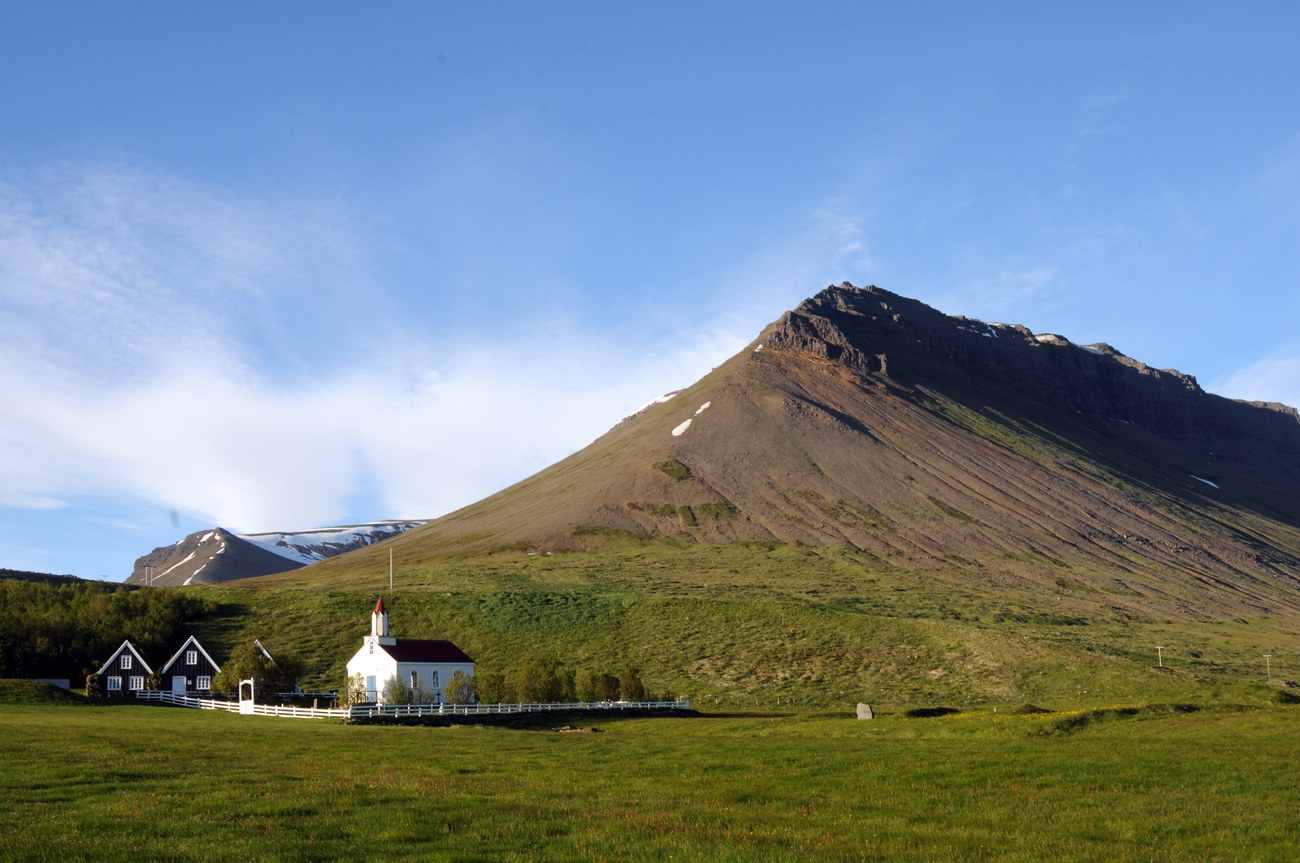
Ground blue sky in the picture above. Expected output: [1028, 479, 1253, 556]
[2, 2, 1298, 579]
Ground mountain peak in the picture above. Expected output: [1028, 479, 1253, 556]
[304, 284, 1300, 619]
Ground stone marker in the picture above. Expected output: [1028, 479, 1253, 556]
[856, 703, 874, 720]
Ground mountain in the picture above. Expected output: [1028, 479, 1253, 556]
[312, 283, 1300, 620]
[125, 522, 423, 586]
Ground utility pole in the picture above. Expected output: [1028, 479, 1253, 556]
[1264, 655, 1272, 678]
[389, 549, 393, 596]
[1156, 646, 1164, 668]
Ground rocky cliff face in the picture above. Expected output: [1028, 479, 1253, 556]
[770, 284, 1297, 446]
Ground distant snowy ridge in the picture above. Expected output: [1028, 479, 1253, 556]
[237, 521, 425, 565]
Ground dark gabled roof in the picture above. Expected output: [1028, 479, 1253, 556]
[378, 639, 474, 664]
[96, 640, 154, 676]
[159, 635, 221, 675]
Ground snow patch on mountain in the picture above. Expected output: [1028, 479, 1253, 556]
[237, 521, 425, 565]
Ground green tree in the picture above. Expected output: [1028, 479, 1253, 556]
[473, 671, 508, 704]
[383, 674, 415, 705]
[338, 673, 368, 707]
[443, 670, 475, 705]
[515, 655, 576, 703]
[84, 673, 101, 698]
[575, 669, 599, 703]
[210, 641, 302, 701]
[598, 672, 621, 702]
[620, 665, 646, 702]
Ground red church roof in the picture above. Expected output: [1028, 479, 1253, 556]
[373, 597, 386, 614]
[378, 639, 474, 664]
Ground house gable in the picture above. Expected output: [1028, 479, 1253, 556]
[96, 640, 153, 677]
[159, 635, 222, 676]
[158, 635, 222, 694]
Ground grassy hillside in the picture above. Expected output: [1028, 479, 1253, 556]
[179, 533, 1300, 709]
[3, 700, 1298, 861]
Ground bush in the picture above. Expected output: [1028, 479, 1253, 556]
[620, 666, 645, 702]
[515, 656, 576, 703]
[597, 672, 621, 702]
[383, 675, 415, 705]
[210, 641, 302, 701]
[444, 670, 475, 705]
[575, 669, 599, 703]
[84, 673, 101, 699]
[338, 673, 369, 707]
[473, 671, 508, 704]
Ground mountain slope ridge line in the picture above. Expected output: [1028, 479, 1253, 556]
[252, 283, 1300, 621]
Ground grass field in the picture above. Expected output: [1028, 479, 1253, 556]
[2, 696, 1297, 861]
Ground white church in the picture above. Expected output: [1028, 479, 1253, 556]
[345, 597, 476, 704]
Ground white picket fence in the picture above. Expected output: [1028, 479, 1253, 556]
[134, 690, 688, 720]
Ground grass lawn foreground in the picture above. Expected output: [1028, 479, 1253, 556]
[2, 698, 1298, 861]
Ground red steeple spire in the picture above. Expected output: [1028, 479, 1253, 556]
[373, 597, 386, 615]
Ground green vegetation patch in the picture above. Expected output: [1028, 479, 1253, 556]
[653, 459, 692, 481]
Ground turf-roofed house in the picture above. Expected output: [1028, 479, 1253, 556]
[345, 597, 475, 704]
[96, 640, 152, 695]
[157, 635, 222, 696]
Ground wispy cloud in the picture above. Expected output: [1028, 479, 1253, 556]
[1208, 353, 1300, 410]
[0, 162, 744, 531]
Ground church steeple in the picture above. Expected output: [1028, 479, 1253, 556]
[371, 597, 389, 637]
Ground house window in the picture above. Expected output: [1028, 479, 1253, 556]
[107, 677, 122, 691]
[411, 671, 420, 690]
[431, 671, 439, 689]
[186, 650, 197, 665]
[196, 676, 211, 690]
[121, 655, 132, 670]
[129, 676, 144, 691]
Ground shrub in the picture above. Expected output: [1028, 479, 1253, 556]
[575, 669, 599, 703]
[84, 673, 101, 699]
[620, 666, 646, 702]
[444, 670, 475, 705]
[473, 671, 508, 704]
[383, 675, 415, 705]
[337, 673, 368, 707]
[211, 641, 302, 700]
[515, 656, 576, 703]
[597, 672, 621, 702]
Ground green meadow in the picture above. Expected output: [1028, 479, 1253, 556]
[168, 533, 1299, 710]
[1, 693, 1297, 861]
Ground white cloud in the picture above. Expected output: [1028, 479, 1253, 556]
[0, 162, 745, 531]
[1208, 354, 1300, 410]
